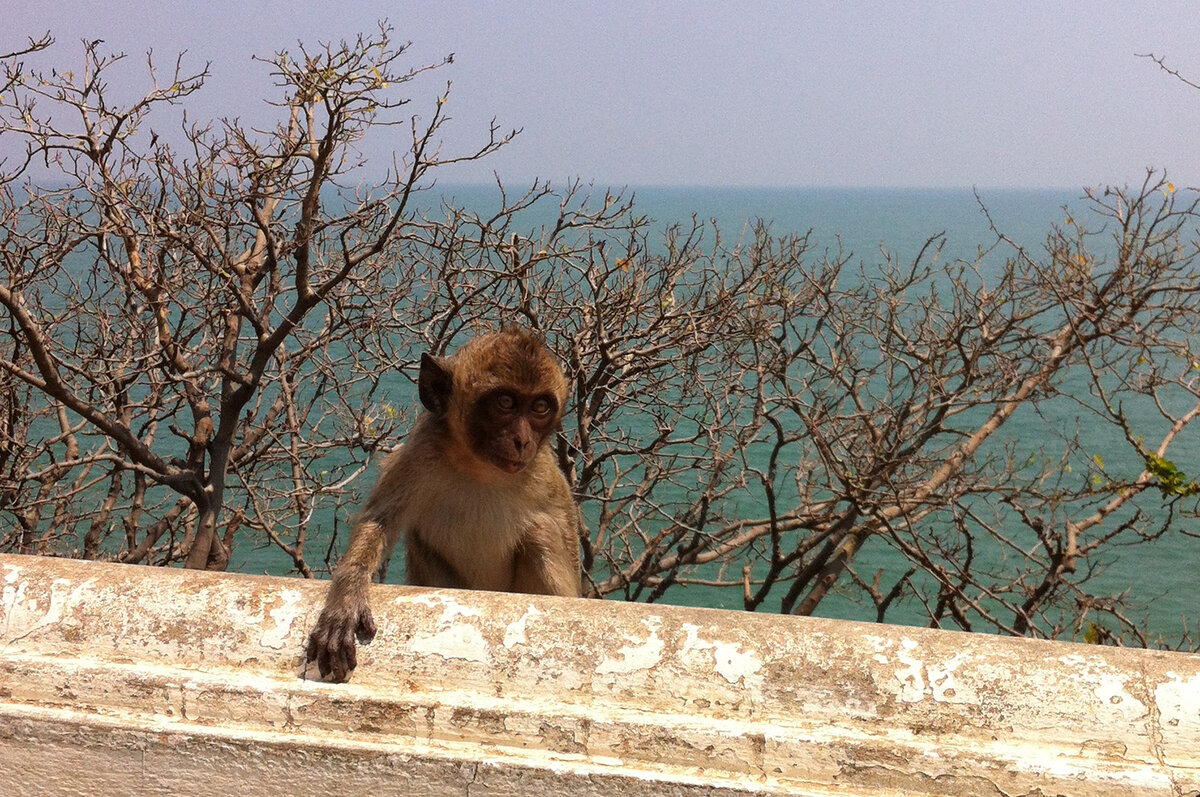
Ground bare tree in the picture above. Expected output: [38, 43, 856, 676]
[3, 30, 1198, 650]
[342, 169, 1196, 648]
[0, 26, 512, 570]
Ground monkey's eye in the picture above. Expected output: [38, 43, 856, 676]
[532, 397, 553, 416]
[495, 393, 516, 411]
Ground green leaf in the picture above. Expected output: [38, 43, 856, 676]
[1143, 452, 1200, 498]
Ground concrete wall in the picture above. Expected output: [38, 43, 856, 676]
[0, 552, 1196, 796]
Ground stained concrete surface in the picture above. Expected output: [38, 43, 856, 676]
[1, 553, 1197, 795]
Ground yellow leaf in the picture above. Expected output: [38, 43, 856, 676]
[1167, 182, 1176, 194]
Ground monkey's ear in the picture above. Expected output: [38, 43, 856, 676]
[418, 353, 453, 414]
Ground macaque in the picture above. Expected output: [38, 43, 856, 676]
[305, 327, 583, 681]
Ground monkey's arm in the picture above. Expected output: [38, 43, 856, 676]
[306, 443, 417, 681]
[305, 516, 389, 682]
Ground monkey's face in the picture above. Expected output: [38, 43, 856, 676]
[418, 328, 569, 478]
[466, 389, 559, 473]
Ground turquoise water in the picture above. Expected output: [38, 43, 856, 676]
[236, 185, 1198, 642]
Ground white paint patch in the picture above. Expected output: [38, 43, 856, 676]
[435, 600, 481, 625]
[1156, 672, 1200, 729]
[894, 637, 926, 703]
[597, 617, 664, 675]
[926, 652, 967, 702]
[260, 588, 302, 650]
[711, 640, 763, 685]
[1, 566, 27, 637]
[1060, 653, 1148, 720]
[225, 597, 265, 626]
[678, 624, 763, 686]
[864, 634, 893, 654]
[406, 593, 491, 663]
[2, 572, 94, 645]
[1092, 673, 1145, 719]
[679, 624, 706, 655]
[395, 592, 482, 624]
[395, 592, 446, 607]
[411, 623, 490, 663]
[503, 605, 541, 648]
[863, 636, 892, 666]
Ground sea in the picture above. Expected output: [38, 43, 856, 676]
[236, 185, 1199, 643]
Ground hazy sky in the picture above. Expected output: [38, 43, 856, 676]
[6, 2, 1200, 188]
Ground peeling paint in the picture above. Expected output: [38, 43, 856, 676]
[0, 566, 26, 638]
[434, 599, 482, 625]
[1061, 654, 1149, 720]
[712, 641, 763, 686]
[1156, 673, 1200, 729]
[406, 593, 492, 663]
[411, 623, 490, 663]
[2, 572, 94, 646]
[597, 617, 664, 675]
[926, 652, 968, 703]
[679, 624, 763, 686]
[504, 606, 541, 648]
[1, 553, 1198, 796]
[1091, 673, 1148, 723]
[398, 591, 483, 624]
[894, 637, 926, 703]
[260, 588, 302, 650]
[225, 596, 265, 627]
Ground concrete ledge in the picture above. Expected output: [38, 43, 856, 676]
[0, 553, 1197, 795]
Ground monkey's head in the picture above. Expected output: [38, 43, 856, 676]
[418, 327, 569, 476]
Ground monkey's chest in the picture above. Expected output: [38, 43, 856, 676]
[402, 482, 544, 589]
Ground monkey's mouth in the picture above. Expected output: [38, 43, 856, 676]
[493, 457, 527, 474]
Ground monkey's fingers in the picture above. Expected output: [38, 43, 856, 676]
[305, 630, 334, 679]
[331, 625, 357, 682]
[355, 609, 377, 644]
[304, 629, 322, 667]
[304, 620, 342, 680]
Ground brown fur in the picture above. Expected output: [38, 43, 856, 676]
[305, 327, 582, 682]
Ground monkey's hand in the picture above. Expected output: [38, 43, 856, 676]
[305, 594, 377, 683]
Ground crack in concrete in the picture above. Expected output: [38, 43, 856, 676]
[1139, 662, 1184, 797]
[464, 760, 480, 797]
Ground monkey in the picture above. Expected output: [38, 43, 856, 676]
[305, 326, 583, 682]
